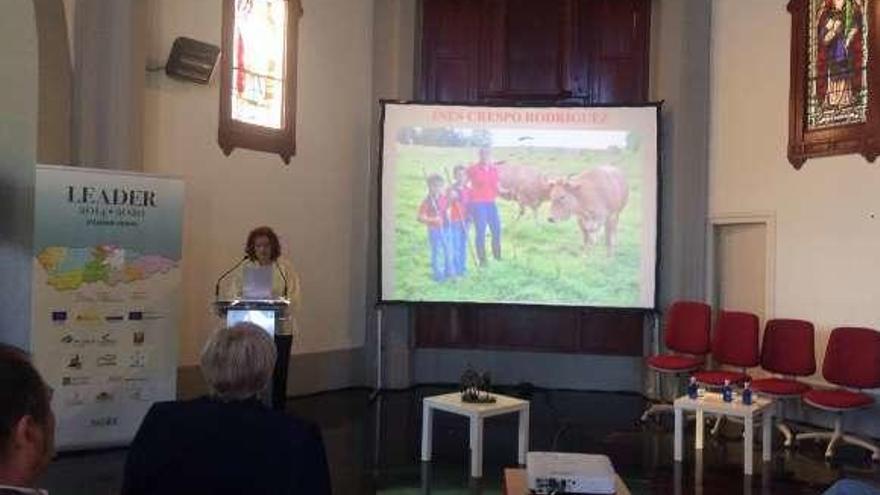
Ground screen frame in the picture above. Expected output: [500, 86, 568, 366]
[376, 99, 663, 311]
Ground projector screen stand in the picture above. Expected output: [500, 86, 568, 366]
[369, 306, 384, 402]
[649, 310, 661, 399]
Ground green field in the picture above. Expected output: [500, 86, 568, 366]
[388, 144, 646, 307]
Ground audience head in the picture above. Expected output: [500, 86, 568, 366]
[478, 146, 492, 163]
[426, 174, 444, 196]
[246, 226, 281, 265]
[200, 324, 277, 401]
[0, 344, 55, 487]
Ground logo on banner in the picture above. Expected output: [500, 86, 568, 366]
[95, 391, 114, 403]
[89, 416, 119, 428]
[67, 186, 158, 207]
[129, 352, 148, 369]
[61, 376, 91, 386]
[96, 354, 118, 367]
[67, 186, 158, 228]
[65, 354, 83, 370]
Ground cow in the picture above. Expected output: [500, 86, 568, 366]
[496, 163, 552, 221]
[547, 165, 629, 256]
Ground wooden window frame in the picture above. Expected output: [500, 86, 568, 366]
[787, 0, 880, 169]
[218, 0, 302, 164]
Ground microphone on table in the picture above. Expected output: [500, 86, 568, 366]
[215, 255, 248, 299]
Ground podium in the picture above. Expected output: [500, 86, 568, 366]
[213, 298, 292, 410]
[214, 298, 290, 335]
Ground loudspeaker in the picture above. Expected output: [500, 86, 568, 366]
[165, 37, 220, 84]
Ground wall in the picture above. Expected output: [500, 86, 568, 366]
[711, 0, 880, 435]
[72, 0, 146, 170]
[650, 0, 711, 307]
[0, 1, 38, 348]
[34, 0, 72, 165]
[368, 0, 419, 389]
[142, 0, 374, 393]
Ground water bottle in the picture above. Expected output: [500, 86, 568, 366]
[742, 381, 753, 405]
[722, 379, 733, 403]
[687, 376, 698, 399]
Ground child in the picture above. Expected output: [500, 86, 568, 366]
[417, 174, 452, 282]
[446, 165, 470, 277]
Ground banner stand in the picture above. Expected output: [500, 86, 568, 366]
[31, 164, 183, 450]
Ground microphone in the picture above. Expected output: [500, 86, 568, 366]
[215, 255, 248, 299]
[275, 261, 289, 299]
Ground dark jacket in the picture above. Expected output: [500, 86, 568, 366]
[121, 396, 331, 495]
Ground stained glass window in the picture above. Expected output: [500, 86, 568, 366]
[231, 0, 287, 129]
[806, 0, 869, 130]
[220, 0, 301, 163]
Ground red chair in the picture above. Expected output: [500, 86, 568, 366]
[797, 327, 880, 461]
[694, 310, 759, 435]
[641, 301, 711, 422]
[751, 319, 815, 447]
[694, 310, 760, 387]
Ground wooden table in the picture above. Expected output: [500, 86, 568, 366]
[674, 392, 774, 475]
[503, 468, 630, 495]
[421, 392, 529, 478]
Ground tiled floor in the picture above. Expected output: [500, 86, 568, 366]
[39, 386, 880, 494]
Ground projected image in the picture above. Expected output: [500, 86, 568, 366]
[381, 104, 658, 308]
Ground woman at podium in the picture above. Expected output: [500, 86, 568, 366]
[227, 226, 301, 410]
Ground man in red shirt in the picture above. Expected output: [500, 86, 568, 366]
[466, 147, 502, 265]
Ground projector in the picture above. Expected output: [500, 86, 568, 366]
[527, 452, 616, 494]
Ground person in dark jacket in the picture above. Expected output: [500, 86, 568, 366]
[121, 323, 331, 495]
[0, 344, 55, 495]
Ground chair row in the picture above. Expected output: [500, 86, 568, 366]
[641, 300, 880, 462]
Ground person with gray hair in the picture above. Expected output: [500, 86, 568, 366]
[121, 324, 331, 495]
[200, 322, 276, 401]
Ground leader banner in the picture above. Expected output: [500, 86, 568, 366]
[31, 164, 184, 449]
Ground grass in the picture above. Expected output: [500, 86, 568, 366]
[386, 144, 648, 307]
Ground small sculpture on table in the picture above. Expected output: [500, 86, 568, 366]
[460, 366, 495, 404]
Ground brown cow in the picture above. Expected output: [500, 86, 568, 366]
[547, 165, 629, 256]
[497, 163, 552, 220]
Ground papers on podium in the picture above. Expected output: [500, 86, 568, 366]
[243, 265, 273, 299]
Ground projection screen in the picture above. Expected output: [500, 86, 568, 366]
[380, 102, 658, 309]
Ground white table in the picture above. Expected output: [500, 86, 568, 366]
[421, 392, 530, 478]
[673, 393, 774, 475]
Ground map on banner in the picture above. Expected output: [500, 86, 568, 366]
[36, 246, 177, 291]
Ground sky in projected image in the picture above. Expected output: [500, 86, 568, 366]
[488, 129, 628, 149]
[380, 104, 658, 309]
